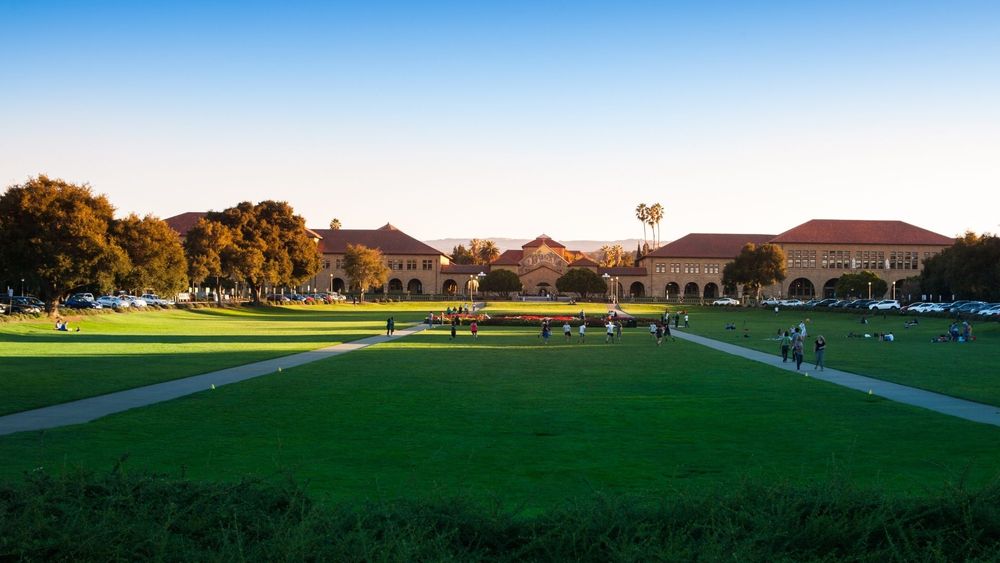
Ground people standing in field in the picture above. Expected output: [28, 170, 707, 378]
[605, 321, 615, 343]
[470, 321, 478, 338]
[563, 321, 572, 342]
[663, 320, 674, 341]
[814, 335, 826, 371]
[578, 322, 586, 343]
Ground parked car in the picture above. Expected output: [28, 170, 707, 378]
[827, 300, 849, 308]
[978, 303, 1000, 316]
[65, 296, 103, 309]
[869, 299, 901, 311]
[96, 295, 129, 309]
[761, 297, 782, 306]
[120, 295, 147, 307]
[954, 301, 989, 314]
[779, 299, 803, 307]
[71, 292, 95, 302]
[712, 297, 740, 306]
[0, 296, 42, 314]
[140, 293, 174, 306]
[266, 294, 291, 303]
[845, 299, 875, 309]
[811, 298, 839, 307]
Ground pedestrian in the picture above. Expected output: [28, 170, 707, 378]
[674, 313, 680, 328]
[563, 321, 572, 342]
[541, 323, 551, 344]
[470, 321, 478, 338]
[664, 321, 674, 341]
[615, 321, 623, 342]
[450, 317, 457, 340]
[655, 323, 664, 346]
[798, 320, 808, 339]
[578, 322, 586, 343]
[814, 335, 826, 371]
[605, 320, 615, 343]
[683, 312, 689, 328]
[792, 329, 804, 370]
[780, 330, 791, 363]
[386, 317, 392, 336]
[427, 312, 434, 329]
[649, 322, 657, 340]
[774, 305, 779, 314]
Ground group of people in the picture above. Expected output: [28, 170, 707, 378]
[648, 321, 675, 346]
[445, 305, 471, 315]
[778, 325, 826, 371]
[53, 319, 79, 332]
[660, 310, 689, 328]
[941, 321, 974, 343]
[450, 315, 478, 340]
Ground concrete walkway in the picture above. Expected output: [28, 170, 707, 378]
[0, 323, 428, 436]
[670, 328, 1000, 427]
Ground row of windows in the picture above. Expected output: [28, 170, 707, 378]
[331, 259, 435, 271]
[785, 250, 933, 270]
[654, 263, 721, 275]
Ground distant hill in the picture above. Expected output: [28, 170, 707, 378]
[424, 237, 647, 254]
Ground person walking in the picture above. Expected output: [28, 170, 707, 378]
[578, 322, 586, 343]
[663, 320, 674, 341]
[605, 320, 615, 343]
[655, 323, 664, 346]
[615, 321, 623, 343]
[780, 330, 791, 363]
[386, 317, 393, 336]
[563, 321, 572, 343]
[683, 312, 689, 328]
[470, 321, 478, 339]
[674, 313, 680, 328]
[428, 312, 434, 329]
[541, 322, 551, 344]
[792, 329, 804, 371]
[814, 335, 826, 371]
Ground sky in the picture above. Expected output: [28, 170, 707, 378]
[2, 1, 999, 243]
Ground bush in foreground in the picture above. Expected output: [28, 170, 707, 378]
[3, 470, 1000, 561]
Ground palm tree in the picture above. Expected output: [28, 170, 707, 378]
[477, 240, 500, 265]
[648, 203, 664, 248]
[635, 203, 649, 247]
[329, 218, 342, 230]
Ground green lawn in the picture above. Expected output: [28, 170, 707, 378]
[621, 304, 1000, 406]
[2, 324, 999, 508]
[0, 303, 434, 415]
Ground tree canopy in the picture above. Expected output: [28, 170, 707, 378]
[555, 268, 607, 299]
[184, 218, 235, 302]
[343, 244, 389, 302]
[721, 243, 787, 300]
[112, 214, 188, 296]
[450, 244, 474, 265]
[920, 232, 1000, 301]
[478, 269, 522, 297]
[469, 239, 500, 265]
[202, 201, 322, 302]
[835, 271, 887, 299]
[0, 175, 128, 309]
[598, 244, 630, 267]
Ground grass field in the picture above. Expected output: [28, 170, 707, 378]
[0, 303, 436, 415]
[619, 304, 1000, 406]
[2, 320, 1000, 508]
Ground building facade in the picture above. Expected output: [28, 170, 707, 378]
[166, 214, 953, 300]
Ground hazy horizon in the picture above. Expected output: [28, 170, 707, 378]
[3, 1, 998, 241]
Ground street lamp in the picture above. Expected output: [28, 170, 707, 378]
[602, 273, 611, 303]
[329, 273, 333, 292]
[20, 278, 24, 297]
[867, 281, 872, 299]
[891, 281, 896, 300]
[614, 276, 619, 304]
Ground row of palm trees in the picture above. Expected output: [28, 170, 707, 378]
[635, 203, 664, 252]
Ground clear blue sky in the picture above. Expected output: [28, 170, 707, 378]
[2, 1, 998, 242]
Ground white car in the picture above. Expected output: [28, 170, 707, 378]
[905, 303, 936, 313]
[761, 297, 782, 306]
[869, 299, 901, 311]
[779, 299, 803, 307]
[141, 293, 174, 306]
[712, 297, 740, 306]
[97, 295, 129, 309]
[120, 295, 147, 307]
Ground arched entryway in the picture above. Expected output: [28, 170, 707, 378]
[665, 282, 680, 299]
[823, 278, 838, 299]
[388, 278, 403, 293]
[443, 279, 458, 295]
[684, 282, 699, 299]
[407, 279, 423, 294]
[537, 282, 551, 296]
[629, 281, 645, 297]
[788, 278, 816, 299]
[332, 278, 345, 293]
[704, 282, 719, 299]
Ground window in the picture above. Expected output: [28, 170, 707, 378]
[670, 263, 680, 273]
[335, 259, 344, 270]
[422, 259, 434, 270]
[406, 259, 417, 270]
[655, 263, 666, 273]
[387, 259, 403, 270]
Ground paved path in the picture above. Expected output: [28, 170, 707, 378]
[0, 324, 428, 436]
[670, 328, 1000, 427]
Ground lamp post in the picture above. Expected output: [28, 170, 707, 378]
[867, 281, 872, 299]
[329, 273, 333, 293]
[891, 281, 896, 301]
[20, 278, 24, 297]
[602, 273, 611, 303]
[614, 277, 619, 304]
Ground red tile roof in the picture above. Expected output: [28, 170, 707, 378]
[492, 250, 523, 265]
[645, 233, 775, 259]
[441, 265, 491, 275]
[569, 256, 599, 267]
[769, 220, 954, 246]
[164, 212, 207, 237]
[523, 235, 566, 249]
[313, 228, 444, 256]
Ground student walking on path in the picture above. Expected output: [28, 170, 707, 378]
[814, 335, 826, 371]
[780, 331, 791, 362]
[791, 329, 804, 370]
